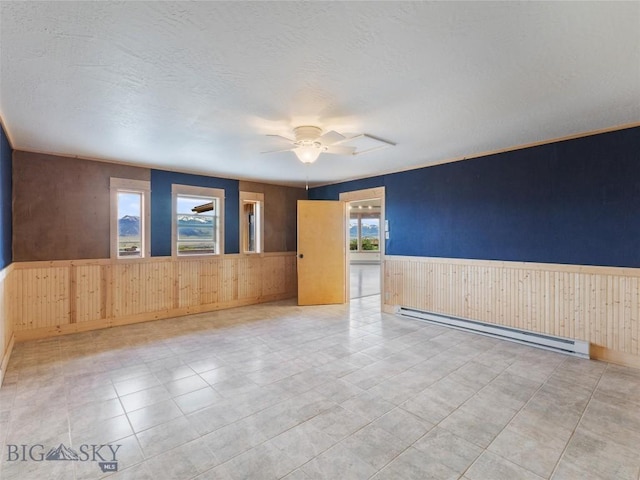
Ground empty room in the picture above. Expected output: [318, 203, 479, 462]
[0, 2, 639, 479]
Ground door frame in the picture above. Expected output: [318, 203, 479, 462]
[339, 187, 386, 304]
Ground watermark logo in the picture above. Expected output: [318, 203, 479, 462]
[45, 444, 79, 461]
[6, 443, 121, 472]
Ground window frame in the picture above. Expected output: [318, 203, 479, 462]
[239, 191, 264, 255]
[172, 184, 225, 257]
[349, 212, 381, 252]
[110, 178, 151, 260]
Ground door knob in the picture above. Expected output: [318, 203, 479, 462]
[299, 254, 304, 259]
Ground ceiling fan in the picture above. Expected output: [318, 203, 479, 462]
[262, 126, 358, 164]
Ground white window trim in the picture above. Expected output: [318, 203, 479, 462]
[239, 191, 265, 254]
[110, 178, 151, 260]
[172, 184, 225, 257]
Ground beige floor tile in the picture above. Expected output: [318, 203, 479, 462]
[301, 443, 378, 480]
[438, 407, 505, 449]
[222, 441, 299, 480]
[3, 296, 640, 480]
[281, 468, 312, 479]
[119, 385, 171, 413]
[306, 404, 371, 442]
[339, 424, 408, 470]
[371, 407, 434, 445]
[559, 427, 640, 480]
[126, 398, 184, 433]
[107, 462, 155, 480]
[465, 451, 544, 480]
[185, 400, 247, 435]
[71, 413, 134, 446]
[372, 446, 459, 480]
[73, 434, 144, 480]
[173, 386, 223, 415]
[401, 390, 456, 426]
[268, 420, 336, 466]
[163, 374, 209, 397]
[201, 416, 268, 465]
[68, 397, 125, 432]
[487, 426, 566, 478]
[340, 390, 396, 421]
[413, 426, 483, 474]
[136, 416, 200, 458]
[114, 373, 162, 397]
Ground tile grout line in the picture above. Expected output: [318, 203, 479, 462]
[359, 337, 516, 478]
[187, 331, 428, 480]
[546, 360, 610, 480]
[59, 339, 81, 480]
[4, 300, 637, 480]
[457, 353, 572, 479]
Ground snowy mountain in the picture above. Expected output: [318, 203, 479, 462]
[349, 224, 380, 238]
[118, 215, 213, 238]
[118, 215, 140, 236]
[177, 215, 213, 225]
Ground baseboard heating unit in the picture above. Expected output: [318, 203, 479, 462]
[397, 307, 590, 359]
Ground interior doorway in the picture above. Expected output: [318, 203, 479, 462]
[348, 198, 382, 299]
[339, 187, 385, 304]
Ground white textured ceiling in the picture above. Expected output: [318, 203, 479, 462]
[1, 1, 639, 187]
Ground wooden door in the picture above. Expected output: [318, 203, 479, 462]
[297, 200, 346, 305]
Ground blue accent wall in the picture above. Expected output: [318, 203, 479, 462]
[308, 176, 384, 202]
[150, 170, 239, 256]
[310, 127, 640, 268]
[0, 123, 12, 269]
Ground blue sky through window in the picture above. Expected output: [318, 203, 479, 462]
[118, 192, 141, 218]
[177, 196, 213, 215]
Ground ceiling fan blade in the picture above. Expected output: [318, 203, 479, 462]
[266, 134, 294, 143]
[319, 130, 346, 145]
[324, 145, 356, 155]
[261, 147, 295, 154]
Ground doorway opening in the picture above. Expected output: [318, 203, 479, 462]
[339, 187, 385, 305]
[348, 198, 381, 299]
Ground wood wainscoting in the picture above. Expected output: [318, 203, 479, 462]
[0, 264, 15, 387]
[384, 256, 640, 369]
[8, 253, 297, 342]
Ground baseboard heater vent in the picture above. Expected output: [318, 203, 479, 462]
[397, 307, 590, 359]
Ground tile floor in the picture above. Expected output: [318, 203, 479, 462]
[350, 264, 380, 299]
[1, 296, 639, 479]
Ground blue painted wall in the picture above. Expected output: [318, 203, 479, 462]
[0, 123, 12, 269]
[310, 127, 640, 268]
[150, 170, 239, 256]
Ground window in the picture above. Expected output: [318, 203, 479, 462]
[240, 191, 264, 254]
[349, 212, 380, 252]
[110, 178, 151, 259]
[172, 184, 224, 256]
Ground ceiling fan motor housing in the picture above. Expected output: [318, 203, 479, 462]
[261, 125, 362, 162]
[293, 126, 325, 148]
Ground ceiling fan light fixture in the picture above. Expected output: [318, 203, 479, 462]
[262, 124, 388, 165]
[294, 145, 322, 164]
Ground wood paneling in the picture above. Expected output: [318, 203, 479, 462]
[384, 255, 640, 367]
[8, 253, 296, 341]
[0, 265, 14, 387]
[6, 253, 639, 369]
